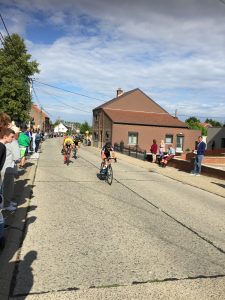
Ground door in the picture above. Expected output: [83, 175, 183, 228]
[176, 135, 184, 152]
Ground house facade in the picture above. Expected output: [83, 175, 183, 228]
[30, 104, 50, 132]
[92, 88, 200, 152]
[54, 122, 68, 133]
[207, 127, 225, 150]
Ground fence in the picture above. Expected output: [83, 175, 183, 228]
[114, 143, 147, 161]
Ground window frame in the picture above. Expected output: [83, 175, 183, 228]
[128, 132, 138, 145]
[165, 134, 173, 144]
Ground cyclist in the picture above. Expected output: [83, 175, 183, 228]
[63, 136, 74, 164]
[73, 136, 79, 158]
[100, 142, 116, 173]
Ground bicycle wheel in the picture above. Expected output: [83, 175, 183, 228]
[73, 148, 77, 159]
[66, 150, 70, 165]
[107, 165, 113, 185]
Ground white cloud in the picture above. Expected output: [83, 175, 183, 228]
[2, 0, 225, 122]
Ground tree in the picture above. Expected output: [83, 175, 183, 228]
[53, 118, 61, 127]
[185, 116, 207, 136]
[205, 118, 222, 127]
[80, 121, 92, 134]
[0, 33, 39, 123]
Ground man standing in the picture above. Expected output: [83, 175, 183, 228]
[192, 136, 206, 176]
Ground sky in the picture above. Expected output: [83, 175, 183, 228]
[1, 0, 225, 124]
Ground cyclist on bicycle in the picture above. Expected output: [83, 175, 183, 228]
[63, 136, 74, 163]
[100, 142, 116, 173]
[73, 136, 79, 158]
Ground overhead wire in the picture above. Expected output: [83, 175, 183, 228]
[31, 83, 54, 118]
[33, 83, 94, 110]
[33, 84, 91, 113]
[33, 79, 105, 102]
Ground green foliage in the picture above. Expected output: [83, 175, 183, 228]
[0, 33, 39, 122]
[205, 118, 222, 127]
[80, 121, 92, 134]
[185, 116, 207, 136]
[53, 118, 61, 127]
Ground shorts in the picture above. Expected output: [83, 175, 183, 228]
[20, 147, 27, 158]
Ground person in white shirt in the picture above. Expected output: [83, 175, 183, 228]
[1, 126, 20, 212]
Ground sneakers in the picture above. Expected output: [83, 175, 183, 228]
[190, 172, 195, 175]
[195, 174, 201, 176]
[4, 205, 17, 212]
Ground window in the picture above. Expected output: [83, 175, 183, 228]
[221, 138, 225, 148]
[95, 114, 98, 121]
[94, 132, 98, 140]
[165, 134, 173, 144]
[128, 132, 138, 145]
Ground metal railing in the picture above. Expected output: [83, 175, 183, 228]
[114, 143, 147, 161]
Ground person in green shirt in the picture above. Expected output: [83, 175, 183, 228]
[18, 127, 30, 169]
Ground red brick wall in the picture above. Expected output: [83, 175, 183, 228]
[169, 159, 225, 180]
[112, 123, 200, 152]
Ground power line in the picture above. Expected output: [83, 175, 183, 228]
[0, 13, 12, 40]
[34, 84, 94, 110]
[32, 84, 54, 118]
[33, 79, 105, 102]
[33, 84, 91, 113]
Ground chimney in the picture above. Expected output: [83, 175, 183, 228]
[116, 88, 124, 97]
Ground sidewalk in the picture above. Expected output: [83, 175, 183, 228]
[0, 154, 38, 299]
[115, 151, 225, 198]
[88, 146, 225, 198]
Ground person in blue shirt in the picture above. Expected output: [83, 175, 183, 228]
[191, 136, 206, 176]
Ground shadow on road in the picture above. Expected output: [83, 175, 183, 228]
[211, 182, 225, 189]
[0, 163, 37, 299]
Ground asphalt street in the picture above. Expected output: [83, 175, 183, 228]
[10, 138, 225, 299]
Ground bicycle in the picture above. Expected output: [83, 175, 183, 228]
[64, 146, 71, 166]
[72, 146, 77, 159]
[99, 157, 116, 185]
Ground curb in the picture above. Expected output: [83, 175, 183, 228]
[85, 146, 225, 198]
[0, 158, 38, 299]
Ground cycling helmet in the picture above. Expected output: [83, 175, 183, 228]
[105, 142, 111, 148]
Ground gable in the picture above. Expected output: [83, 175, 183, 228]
[94, 89, 167, 114]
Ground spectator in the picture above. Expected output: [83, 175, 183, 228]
[18, 127, 30, 169]
[25, 128, 32, 153]
[0, 113, 11, 130]
[0, 113, 12, 249]
[158, 139, 165, 165]
[160, 144, 175, 167]
[191, 136, 206, 176]
[35, 130, 42, 153]
[150, 139, 158, 163]
[1, 127, 20, 212]
[32, 129, 37, 152]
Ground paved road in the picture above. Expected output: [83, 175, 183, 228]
[11, 139, 225, 299]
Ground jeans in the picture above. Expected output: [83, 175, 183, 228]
[194, 155, 204, 174]
[0, 212, 4, 239]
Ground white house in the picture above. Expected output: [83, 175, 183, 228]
[54, 122, 68, 133]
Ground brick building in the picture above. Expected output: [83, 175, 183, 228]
[30, 104, 50, 132]
[92, 88, 200, 152]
